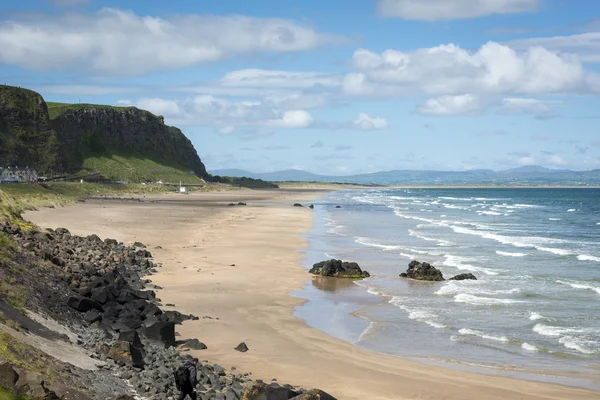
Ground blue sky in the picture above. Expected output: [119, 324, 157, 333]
[2, 0, 600, 174]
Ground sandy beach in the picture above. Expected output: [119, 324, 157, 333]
[24, 188, 599, 400]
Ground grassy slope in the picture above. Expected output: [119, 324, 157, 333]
[46, 102, 203, 183]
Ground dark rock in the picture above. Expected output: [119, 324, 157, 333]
[228, 203, 236, 207]
[400, 260, 445, 281]
[181, 339, 207, 350]
[449, 273, 477, 281]
[309, 259, 370, 279]
[234, 342, 249, 352]
[118, 330, 143, 350]
[84, 309, 102, 323]
[113, 395, 136, 400]
[91, 287, 114, 304]
[309, 204, 314, 209]
[67, 296, 103, 312]
[290, 389, 337, 400]
[293, 203, 303, 207]
[144, 321, 176, 347]
[14, 370, 46, 398]
[107, 341, 144, 369]
[0, 361, 19, 392]
[133, 242, 145, 248]
[335, 205, 341, 208]
[242, 382, 299, 400]
[237, 202, 247, 206]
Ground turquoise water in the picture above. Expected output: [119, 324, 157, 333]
[293, 188, 600, 387]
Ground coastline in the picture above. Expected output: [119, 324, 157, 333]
[24, 188, 599, 400]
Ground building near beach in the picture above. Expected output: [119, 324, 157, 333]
[0, 167, 38, 183]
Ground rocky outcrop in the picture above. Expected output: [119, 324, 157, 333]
[400, 260, 477, 281]
[310, 259, 370, 279]
[449, 273, 477, 281]
[400, 260, 444, 281]
[0, 85, 62, 173]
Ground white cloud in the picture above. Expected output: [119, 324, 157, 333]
[509, 33, 600, 63]
[131, 95, 314, 131]
[344, 42, 594, 97]
[353, 113, 389, 130]
[0, 8, 342, 75]
[501, 98, 560, 118]
[518, 156, 536, 165]
[546, 154, 568, 167]
[418, 94, 484, 115]
[218, 69, 341, 89]
[377, 0, 538, 21]
[115, 99, 131, 106]
[266, 110, 313, 128]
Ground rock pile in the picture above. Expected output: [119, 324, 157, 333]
[0, 222, 337, 399]
[399, 260, 477, 281]
[309, 259, 370, 279]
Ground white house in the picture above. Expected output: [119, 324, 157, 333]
[0, 167, 38, 183]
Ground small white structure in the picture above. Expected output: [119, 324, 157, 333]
[179, 181, 186, 193]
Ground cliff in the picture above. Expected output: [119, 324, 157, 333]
[0, 86, 62, 173]
[0, 85, 207, 181]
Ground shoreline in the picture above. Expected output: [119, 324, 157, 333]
[24, 189, 600, 399]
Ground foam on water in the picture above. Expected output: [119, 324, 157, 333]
[496, 251, 528, 257]
[443, 255, 500, 275]
[454, 293, 523, 305]
[389, 298, 448, 329]
[477, 210, 502, 216]
[529, 312, 548, 321]
[558, 337, 595, 355]
[567, 209, 577, 212]
[549, 218, 561, 221]
[556, 280, 600, 295]
[577, 254, 600, 262]
[521, 342, 539, 352]
[458, 328, 510, 343]
[355, 236, 401, 251]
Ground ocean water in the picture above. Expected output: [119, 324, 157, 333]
[293, 188, 600, 386]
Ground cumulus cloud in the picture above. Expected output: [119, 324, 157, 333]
[353, 113, 389, 130]
[509, 32, 600, 63]
[133, 95, 313, 131]
[377, 0, 538, 21]
[344, 42, 595, 97]
[545, 154, 568, 167]
[0, 8, 342, 75]
[500, 98, 561, 118]
[417, 94, 484, 115]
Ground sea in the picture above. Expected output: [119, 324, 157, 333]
[292, 188, 600, 388]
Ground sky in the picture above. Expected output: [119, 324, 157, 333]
[1, 0, 600, 175]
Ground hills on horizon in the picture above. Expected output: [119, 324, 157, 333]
[210, 166, 600, 185]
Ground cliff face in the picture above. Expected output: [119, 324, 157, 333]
[0, 85, 207, 179]
[52, 107, 207, 177]
[0, 86, 62, 173]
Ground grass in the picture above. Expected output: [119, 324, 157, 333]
[0, 388, 29, 400]
[79, 153, 204, 184]
[46, 102, 144, 120]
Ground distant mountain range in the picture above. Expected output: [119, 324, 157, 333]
[209, 166, 600, 185]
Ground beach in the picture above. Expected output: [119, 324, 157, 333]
[24, 188, 599, 400]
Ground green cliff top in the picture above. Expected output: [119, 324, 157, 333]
[46, 101, 153, 120]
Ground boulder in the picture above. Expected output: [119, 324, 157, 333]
[144, 321, 176, 347]
[238, 202, 247, 206]
[181, 339, 207, 350]
[400, 260, 445, 281]
[84, 309, 102, 323]
[309, 259, 370, 279]
[14, 370, 46, 398]
[234, 342, 249, 352]
[335, 206, 341, 209]
[67, 296, 103, 312]
[290, 389, 337, 400]
[308, 205, 314, 209]
[107, 341, 144, 369]
[118, 330, 143, 350]
[449, 273, 477, 281]
[293, 203, 303, 207]
[0, 361, 19, 392]
[242, 382, 298, 400]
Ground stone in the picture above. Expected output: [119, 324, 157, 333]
[107, 341, 144, 369]
[181, 339, 207, 350]
[237, 202, 247, 206]
[449, 273, 477, 281]
[309, 259, 370, 279]
[118, 330, 143, 350]
[293, 203, 303, 207]
[14, 370, 46, 398]
[144, 321, 176, 347]
[67, 296, 104, 312]
[234, 342, 249, 352]
[0, 361, 19, 392]
[400, 260, 445, 281]
[241, 382, 299, 400]
[113, 395, 136, 400]
[84, 309, 102, 323]
[335, 205, 341, 209]
[308, 205, 314, 209]
[290, 389, 337, 400]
